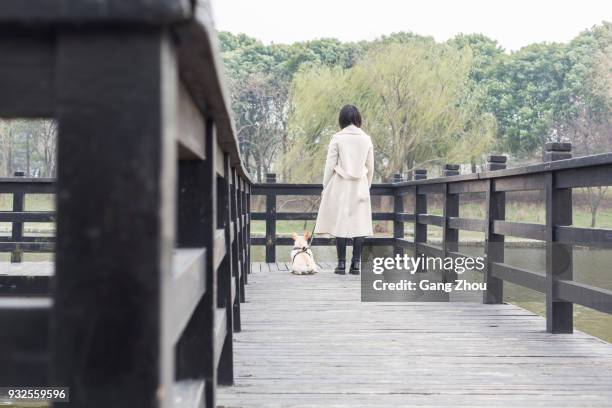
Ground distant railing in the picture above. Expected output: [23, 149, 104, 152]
[251, 143, 612, 333]
[0, 173, 55, 261]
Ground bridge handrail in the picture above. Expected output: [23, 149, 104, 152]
[0, 2, 251, 407]
[250, 145, 612, 334]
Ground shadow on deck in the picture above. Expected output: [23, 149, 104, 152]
[217, 262, 612, 408]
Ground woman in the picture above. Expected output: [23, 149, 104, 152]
[314, 105, 374, 275]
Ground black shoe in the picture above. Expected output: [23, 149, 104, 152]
[349, 260, 360, 275]
[334, 260, 346, 275]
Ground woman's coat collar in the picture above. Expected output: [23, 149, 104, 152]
[339, 124, 364, 135]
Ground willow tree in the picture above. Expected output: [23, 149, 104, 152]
[281, 41, 495, 182]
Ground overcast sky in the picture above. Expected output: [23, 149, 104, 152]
[210, 0, 611, 51]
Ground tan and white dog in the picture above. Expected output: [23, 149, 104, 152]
[290, 231, 318, 275]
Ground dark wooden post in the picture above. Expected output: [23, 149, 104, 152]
[483, 155, 506, 303]
[393, 173, 404, 255]
[53, 29, 176, 407]
[543, 141, 572, 162]
[230, 168, 242, 332]
[246, 184, 252, 279]
[487, 155, 507, 171]
[217, 154, 235, 384]
[414, 169, 427, 181]
[176, 119, 218, 406]
[265, 173, 276, 263]
[442, 164, 460, 177]
[545, 142, 573, 333]
[237, 177, 248, 292]
[413, 170, 427, 271]
[442, 165, 459, 282]
[10, 171, 25, 263]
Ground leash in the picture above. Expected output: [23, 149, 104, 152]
[293, 219, 317, 264]
[292, 196, 320, 263]
[307, 219, 316, 247]
[292, 246, 312, 263]
[307, 195, 321, 247]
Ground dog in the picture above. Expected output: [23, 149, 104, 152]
[290, 231, 318, 275]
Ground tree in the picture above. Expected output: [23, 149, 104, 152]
[219, 32, 368, 180]
[229, 71, 288, 181]
[551, 23, 612, 227]
[220, 33, 291, 180]
[282, 41, 495, 182]
[483, 43, 571, 156]
[0, 119, 57, 177]
[448, 34, 504, 170]
[219, 25, 612, 182]
[0, 119, 15, 177]
[35, 120, 57, 178]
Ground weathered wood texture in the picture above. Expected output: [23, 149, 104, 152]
[0, 3, 252, 407]
[218, 263, 612, 408]
[0, 262, 53, 296]
[249, 149, 612, 331]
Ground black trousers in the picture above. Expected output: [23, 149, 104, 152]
[335, 237, 364, 263]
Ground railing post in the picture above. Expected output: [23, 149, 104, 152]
[11, 171, 25, 263]
[543, 142, 572, 162]
[218, 154, 235, 384]
[246, 184, 251, 276]
[53, 34, 178, 406]
[230, 168, 242, 332]
[413, 169, 427, 271]
[487, 155, 507, 171]
[443, 164, 459, 177]
[175, 120, 218, 399]
[265, 173, 276, 263]
[442, 165, 459, 282]
[393, 173, 404, 255]
[545, 142, 573, 333]
[414, 169, 427, 181]
[483, 155, 506, 303]
[238, 177, 248, 291]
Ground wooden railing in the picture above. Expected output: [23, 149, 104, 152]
[251, 143, 612, 333]
[0, 174, 55, 261]
[0, 2, 251, 408]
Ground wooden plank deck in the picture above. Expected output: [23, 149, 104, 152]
[0, 261, 54, 277]
[0, 261, 53, 295]
[218, 262, 612, 408]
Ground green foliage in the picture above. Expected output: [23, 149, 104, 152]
[557, 22, 612, 155]
[484, 42, 571, 154]
[283, 41, 495, 181]
[448, 33, 504, 83]
[219, 23, 612, 179]
[219, 32, 369, 181]
[0, 119, 56, 177]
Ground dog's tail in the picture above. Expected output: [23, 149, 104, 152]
[292, 265, 318, 275]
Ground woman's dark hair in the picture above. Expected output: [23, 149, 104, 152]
[338, 104, 362, 129]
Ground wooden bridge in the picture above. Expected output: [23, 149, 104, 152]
[218, 262, 612, 407]
[1, 1, 612, 407]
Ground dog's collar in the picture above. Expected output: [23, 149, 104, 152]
[293, 246, 309, 251]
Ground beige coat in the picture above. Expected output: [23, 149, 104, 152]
[314, 125, 374, 237]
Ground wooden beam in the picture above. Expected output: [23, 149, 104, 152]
[0, 31, 55, 118]
[0, 0, 192, 23]
[545, 172, 573, 333]
[177, 81, 206, 160]
[483, 179, 505, 304]
[52, 28, 176, 407]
